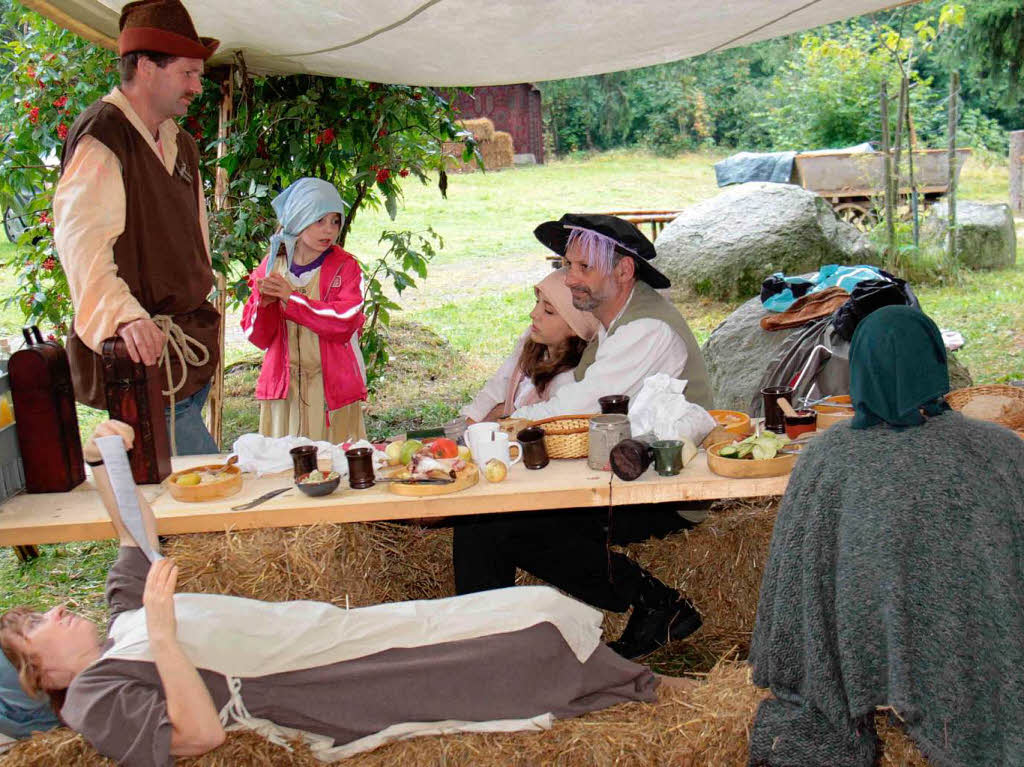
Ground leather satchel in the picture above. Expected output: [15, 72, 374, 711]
[102, 337, 171, 484]
[7, 327, 86, 493]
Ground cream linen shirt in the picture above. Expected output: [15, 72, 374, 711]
[53, 88, 211, 353]
[511, 288, 689, 420]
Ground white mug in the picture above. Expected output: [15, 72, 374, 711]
[464, 421, 499, 460]
[472, 430, 522, 468]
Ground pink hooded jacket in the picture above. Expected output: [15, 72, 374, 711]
[241, 245, 367, 414]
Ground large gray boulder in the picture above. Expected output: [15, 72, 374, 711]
[702, 297, 795, 412]
[923, 200, 1016, 270]
[656, 182, 878, 300]
[701, 296, 972, 413]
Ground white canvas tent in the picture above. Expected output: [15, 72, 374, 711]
[23, 0, 912, 85]
[20, 0, 915, 444]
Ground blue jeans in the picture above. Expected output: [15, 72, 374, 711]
[165, 381, 219, 455]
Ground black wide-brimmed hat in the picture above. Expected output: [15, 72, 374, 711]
[533, 213, 670, 289]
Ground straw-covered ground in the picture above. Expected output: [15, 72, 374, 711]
[0, 500, 935, 765]
[1, 663, 928, 766]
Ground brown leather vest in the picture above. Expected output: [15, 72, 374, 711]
[60, 101, 220, 409]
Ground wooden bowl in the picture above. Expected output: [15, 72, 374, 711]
[295, 471, 341, 497]
[813, 395, 854, 430]
[708, 410, 752, 435]
[706, 441, 797, 479]
[703, 409, 754, 448]
[166, 464, 243, 502]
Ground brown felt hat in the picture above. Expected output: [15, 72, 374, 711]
[119, 0, 219, 60]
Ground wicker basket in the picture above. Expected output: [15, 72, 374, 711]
[528, 414, 596, 459]
[945, 385, 1024, 430]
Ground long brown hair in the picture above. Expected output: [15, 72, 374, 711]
[0, 608, 67, 715]
[518, 335, 589, 397]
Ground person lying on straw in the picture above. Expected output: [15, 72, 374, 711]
[749, 306, 1024, 767]
[0, 421, 659, 766]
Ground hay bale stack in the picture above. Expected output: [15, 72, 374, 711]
[442, 117, 514, 172]
[480, 130, 514, 169]
[457, 117, 495, 141]
[1, 663, 930, 766]
[167, 499, 776, 661]
[166, 522, 453, 607]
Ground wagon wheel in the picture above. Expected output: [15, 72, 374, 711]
[833, 202, 877, 231]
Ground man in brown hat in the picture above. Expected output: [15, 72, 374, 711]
[54, 0, 221, 453]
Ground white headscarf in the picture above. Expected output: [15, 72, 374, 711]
[267, 178, 348, 274]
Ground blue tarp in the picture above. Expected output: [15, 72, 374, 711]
[714, 151, 796, 187]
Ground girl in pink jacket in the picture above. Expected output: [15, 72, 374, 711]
[241, 178, 367, 442]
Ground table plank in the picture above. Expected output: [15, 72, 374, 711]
[0, 453, 789, 545]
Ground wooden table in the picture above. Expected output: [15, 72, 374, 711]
[0, 452, 789, 546]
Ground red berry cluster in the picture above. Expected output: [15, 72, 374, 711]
[315, 128, 336, 146]
[41, 257, 56, 271]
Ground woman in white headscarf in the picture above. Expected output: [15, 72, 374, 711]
[461, 269, 600, 423]
[240, 178, 367, 442]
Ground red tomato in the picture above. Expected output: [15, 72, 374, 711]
[428, 438, 458, 459]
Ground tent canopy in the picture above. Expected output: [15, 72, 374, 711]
[24, 0, 910, 85]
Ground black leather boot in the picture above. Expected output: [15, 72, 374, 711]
[607, 574, 702, 660]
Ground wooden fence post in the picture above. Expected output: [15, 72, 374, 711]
[947, 72, 959, 269]
[205, 68, 233, 449]
[1011, 130, 1024, 216]
[880, 82, 896, 263]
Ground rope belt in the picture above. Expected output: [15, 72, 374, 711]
[151, 314, 210, 456]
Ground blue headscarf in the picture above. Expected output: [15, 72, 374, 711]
[268, 178, 347, 273]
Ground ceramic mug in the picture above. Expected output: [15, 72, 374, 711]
[472, 430, 523, 468]
[464, 421, 499, 461]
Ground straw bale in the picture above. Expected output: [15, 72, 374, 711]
[0, 663, 930, 766]
[456, 117, 495, 141]
[480, 131, 514, 170]
[441, 140, 475, 173]
[166, 522, 453, 607]
[167, 499, 776, 661]
[518, 498, 779, 660]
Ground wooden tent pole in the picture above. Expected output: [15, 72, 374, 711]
[206, 68, 233, 449]
[946, 71, 959, 271]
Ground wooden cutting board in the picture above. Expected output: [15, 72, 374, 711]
[388, 463, 480, 497]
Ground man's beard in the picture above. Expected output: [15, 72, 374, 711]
[570, 289, 599, 311]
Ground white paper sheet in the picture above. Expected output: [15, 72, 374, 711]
[94, 435, 162, 563]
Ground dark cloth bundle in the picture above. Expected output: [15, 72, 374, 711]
[832, 272, 919, 342]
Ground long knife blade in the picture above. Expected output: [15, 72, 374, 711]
[230, 487, 291, 511]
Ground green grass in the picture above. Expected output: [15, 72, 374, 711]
[343, 149, 728, 267]
[0, 541, 117, 627]
[0, 242, 26, 336]
[915, 262, 1024, 383]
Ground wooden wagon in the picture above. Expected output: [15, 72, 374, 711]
[791, 147, 972, 226]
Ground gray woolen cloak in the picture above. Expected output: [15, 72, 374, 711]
[749, 412, 1024, 767]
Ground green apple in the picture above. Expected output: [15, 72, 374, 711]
[399, 439, 424, 465]
[385, 440, 405, 465]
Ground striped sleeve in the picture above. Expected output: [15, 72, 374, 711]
[282, 262, 365, 341]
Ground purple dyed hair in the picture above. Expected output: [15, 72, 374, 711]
[564, 226, 637, 275]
